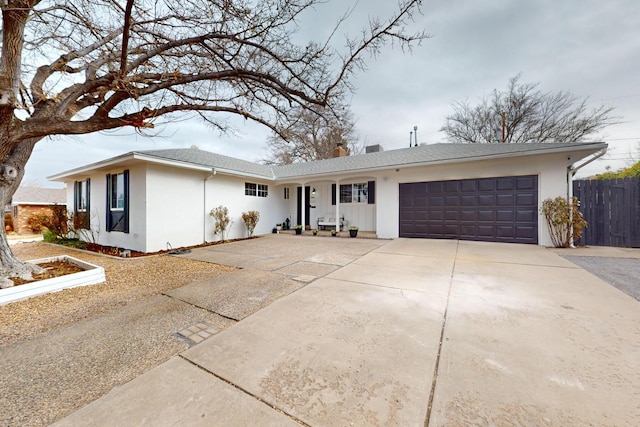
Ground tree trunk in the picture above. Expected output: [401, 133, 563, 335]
[0, 138, 44, 287]
[0, 209, 43, 288]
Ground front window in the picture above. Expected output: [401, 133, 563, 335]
[75, 180, 88, 211]
[74, 179, 90, 229]
[106, 171, 129, 233]
[340, 183, 368, 203]
[110, 173, 125, 210]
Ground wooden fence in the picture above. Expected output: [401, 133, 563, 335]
[573, 177, 640, 248]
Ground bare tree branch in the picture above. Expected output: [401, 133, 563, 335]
[441, 74, 619, 144]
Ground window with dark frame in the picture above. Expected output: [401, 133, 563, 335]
[106, 170, 129, 233]
[257, 184, 268, 198]
[74, 179, 90, 229]
[245, 182, 257, 196]
[284, 187, 290, 200]
[339, 183, 368, 203]
[245, 182, 268, 197]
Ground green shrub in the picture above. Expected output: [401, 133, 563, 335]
[540, 196, 587, 248]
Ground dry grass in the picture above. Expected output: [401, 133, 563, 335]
[0, 241, 236, 346]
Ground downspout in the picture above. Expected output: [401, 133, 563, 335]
[565, 147, 607, 247]
[204, 169, 216, 243]
[567, 147, 608, 195]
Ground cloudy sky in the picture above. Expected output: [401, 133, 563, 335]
[25, 0, 640, 187]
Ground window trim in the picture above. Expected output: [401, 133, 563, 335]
[245, 182, 268, 198]
[106, 170, 129, 233]
[74, 179, 91, 229]
[257, 184, 268, 198]
[339, 182, 368, 204]
[245, 182, 257, 196]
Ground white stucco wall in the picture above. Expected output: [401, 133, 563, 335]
[373, 151, 579, 246]
[59, 147, 596, 252]
[204, 175, 288, 242]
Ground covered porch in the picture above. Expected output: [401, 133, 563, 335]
[286, 177, 377, 233]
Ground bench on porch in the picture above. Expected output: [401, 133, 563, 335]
[317, 214, 347, 231]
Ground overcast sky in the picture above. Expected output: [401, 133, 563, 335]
[25, 0, 640, 187]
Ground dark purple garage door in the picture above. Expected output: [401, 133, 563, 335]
[399, 175, 538, 244]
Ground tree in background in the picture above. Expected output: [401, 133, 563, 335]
[263, 104, 361, 165]
[596, 161, 640, 179]
[0, 0, 425, 285]
[441, 75, 618, 144]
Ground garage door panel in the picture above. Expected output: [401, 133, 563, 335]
[399, 175, 538, 244]
[460, 210, 477, 221]
[478, 179, 495, 191]
[516, 226, 536, 238]
[516, 210, 536, 222]
[477, 225, 495, 237]
[496, 210, 515, 221]
[516, 193, 535, 205]
[444, 195, 459, 206]
[444, 181, 459, 192]
[460, 180, 477, 192]
[478, 195, 495, 206]
[517, 176, 536, 189]
[497, 178, 515, 190]
[460, 195, 476, 206]
[427, 182, 443, 193]
[478, 210, 496, 222]
[496, 194, 514, 205]
[444, 210, 460, 221]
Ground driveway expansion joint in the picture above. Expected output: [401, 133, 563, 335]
[178, 355, 310, 427]
[162, 292, 240, 322]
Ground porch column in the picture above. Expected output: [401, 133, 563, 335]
[301, 182, 306, 229]
[335, 179, 340, 231]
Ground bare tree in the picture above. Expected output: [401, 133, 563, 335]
[441, 74, 618, 144]
[0, 0, 425, 286]
[263, 104, 361, 164]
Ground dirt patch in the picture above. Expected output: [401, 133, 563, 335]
[9, 261, 84, 286]
[54, 237, 258, 258]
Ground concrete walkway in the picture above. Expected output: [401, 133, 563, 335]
[53, 237, 640, 426]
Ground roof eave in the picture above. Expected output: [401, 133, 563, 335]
[274, 142, 608, 180]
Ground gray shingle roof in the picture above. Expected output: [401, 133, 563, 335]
[12, 187, 66, 205]
[271, 142, 606, 178]
[136, 148, 274, 178]
[139, 142, 606, 180]
[51, 142, 606, 182]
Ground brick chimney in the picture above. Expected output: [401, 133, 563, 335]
[332, 142, 348, 158]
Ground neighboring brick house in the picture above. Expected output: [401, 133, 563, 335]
[7, 186, 67, 234]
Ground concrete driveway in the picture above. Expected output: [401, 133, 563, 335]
[54, 236, 640, 426]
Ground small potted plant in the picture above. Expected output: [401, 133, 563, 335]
[349, 226, 359, 238]
[331, 229, 337, 237]
[294, 224, 303, 235]
[311, 228, 318, 236]
[276, 223, 282, 232]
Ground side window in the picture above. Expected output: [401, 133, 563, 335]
[106, 171, 129, 233]
[245, 182, 257, 196]
[257, 184, 268, 198]
[245, 182, 268, 197]
[74, 179, 90, 229]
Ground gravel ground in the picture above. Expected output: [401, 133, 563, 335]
[561, 255, 640, 301]
[0, 242, 237, 426]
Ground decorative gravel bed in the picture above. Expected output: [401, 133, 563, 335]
[0, 241, 238, 426]
[0, 241, 236, 345]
